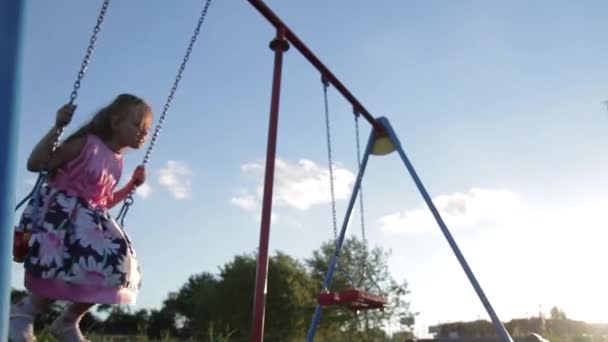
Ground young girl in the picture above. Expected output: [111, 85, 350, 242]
[9, 94, 153, 342]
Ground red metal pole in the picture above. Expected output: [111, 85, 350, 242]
[250, 28, 289, 342]
[247, 0, 385, 135]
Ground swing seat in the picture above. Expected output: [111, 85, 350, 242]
[317, 289, 387, 311]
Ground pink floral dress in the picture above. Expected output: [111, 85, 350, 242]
[15, 133, 142, 304]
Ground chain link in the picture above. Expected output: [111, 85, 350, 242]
[68, 0, 110, 106]
[354, 111, 372, 289]
[354, 112, 368, 262]
[117, 0, 212, 222]
[322, 79, 357, 288]
[141, 0, 211, 168]
[50, 0, 111, 158]
[322, 79, 339, 242]
[354, 112, 383, 296]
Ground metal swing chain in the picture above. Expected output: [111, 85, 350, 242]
[354, 111, 384, 296]
[322, 78, 357, 288]
[354, 111, 369, 283]
[54, 0, 111, 156]
[322, 79, 339, 242]
[16, 0, 111, 211]
[116, 0, 212, 224]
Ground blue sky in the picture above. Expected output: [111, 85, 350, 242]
[11, 0, 608, 337]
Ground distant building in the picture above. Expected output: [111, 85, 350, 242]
[419, 329, 549, 342]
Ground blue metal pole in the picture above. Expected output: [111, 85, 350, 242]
[306, 127, 375, 342]
[0, 0, 24, 339]
[378, 117, 513, 342]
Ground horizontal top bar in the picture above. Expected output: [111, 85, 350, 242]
[248, 0, 386, 135]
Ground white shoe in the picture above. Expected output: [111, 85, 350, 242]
[49, 318, 90, 342]
[8, 311, 37, 342]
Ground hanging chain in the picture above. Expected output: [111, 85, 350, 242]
[16, 0, 111, 211]
[52, 0, 111, 156]
[354, 111, 383, 295]
[117, 0, 212, 223]
[141, 0, 211, 169]
[354, 111, 372, 289]
[354, 111, 368, 262]
[15, 174, 46, 210]
[68, 0, 110, 106]
[322, 79, 339, 242]
[322, 78, 356, 288]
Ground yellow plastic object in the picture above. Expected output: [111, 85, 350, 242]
[371, 134, 396, 156]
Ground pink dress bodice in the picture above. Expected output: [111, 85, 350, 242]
[49, 133, 123, 209]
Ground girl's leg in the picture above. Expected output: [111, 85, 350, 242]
[50, 302, 95, 342]
[9, 293, 53, 341]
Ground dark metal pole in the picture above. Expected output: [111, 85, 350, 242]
[250, 28, 289, 342]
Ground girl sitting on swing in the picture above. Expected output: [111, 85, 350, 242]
[10, 94, 151, 341]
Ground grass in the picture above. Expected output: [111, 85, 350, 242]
[34, 325, 235, 341]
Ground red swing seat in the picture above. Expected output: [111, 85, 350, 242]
[317, 289, 387, 311]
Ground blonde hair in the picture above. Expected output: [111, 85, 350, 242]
[65, 93, 151, 143]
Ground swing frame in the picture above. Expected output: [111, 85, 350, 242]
[246, 1, 515, 342]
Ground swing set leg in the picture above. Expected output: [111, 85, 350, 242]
[379, 117, 514, 342]
[0, 0, 24, 339]
[250, 28, 290, 342]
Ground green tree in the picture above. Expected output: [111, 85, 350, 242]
[263, 252, 317, 340]
[550, 306, 567, 320]
[144, 238, 415, 341]
[164, 251, 315, 340]
[163, 272, 221, 338]
[97, 306, 149, 335]
[147, 307, 179, 339]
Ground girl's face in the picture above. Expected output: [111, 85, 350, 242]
[113, 105, 153, 150]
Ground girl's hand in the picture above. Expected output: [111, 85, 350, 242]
[55, 103, 76, 128]
[131, 165, 146, 187]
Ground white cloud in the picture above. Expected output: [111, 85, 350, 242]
[136, 183, 153, 199]
[379, 188, 521, 233]
[231, 194, 257, 211]
[157, 160, 193, 200]
[233, 158, 356, 211]
[241, 162, 263, 173]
